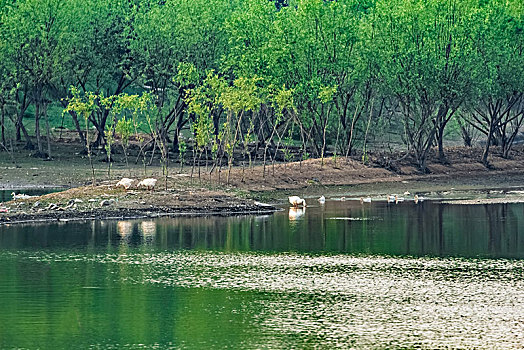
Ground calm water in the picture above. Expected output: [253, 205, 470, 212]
[1, 200, 524, 348]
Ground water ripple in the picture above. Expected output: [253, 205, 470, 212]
[4, 250, 524, 348]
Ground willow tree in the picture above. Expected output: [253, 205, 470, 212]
[373, 0, 475, 171]
[185, 69, 227, 181]
[1, 0, 73, 155]
[268, 0, 372, 157]
[102, 92, 154, 177]
[51, 0, 138, 149]
[220, 76, 263, 184]
[131, 0, 238, 154]
[466, 0, 524, 165]
[63, 88, 99, 185]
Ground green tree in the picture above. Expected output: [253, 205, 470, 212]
[63, 87, 99, 185]
[373, 0, 475, 171]
[131, 0, 237, 155]
[466, 0, 524, 165]
[1, 0, 71, 155]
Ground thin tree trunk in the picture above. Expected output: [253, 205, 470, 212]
[482, 119, 496, 167]
[0, 103, 5, 146]
[44, 102, 51, 158]
[345, 102, 362, 159]
[59, 100, 86, 146]
[18, 118, 33, 149]
[191, 145, 197, 182]
[15, 120, 20, 141]
[437, 124, 445, 162]
[84, 115, 96, 186]
[35, 100, 42, 153]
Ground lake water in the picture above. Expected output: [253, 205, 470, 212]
[1, 199, 524, 348]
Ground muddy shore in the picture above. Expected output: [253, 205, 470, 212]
[1, 183, 277, 225]
[3, 143, 524, 224]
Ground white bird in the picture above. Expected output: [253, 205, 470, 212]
[360, 197, 372, 203]
[340, 197, 346, 201]
[395, 195, 404, 203]
[289, 196, 306, 208]
[11, 192, 33, 200]
[137, 178, 157, 190]
[404, 191, 411, 196]
[414, 194, 424, 203]
[318, 195, 326, 204]
[115, 178, 135, 190]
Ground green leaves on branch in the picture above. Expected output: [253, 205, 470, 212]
[318, 85, 337, 104]
[63, 87, 99, 121]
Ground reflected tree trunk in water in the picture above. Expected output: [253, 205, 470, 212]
[438, 205, 444, 256]
[485, 204, 501, 255]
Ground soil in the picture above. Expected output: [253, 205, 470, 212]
[3, 135, 524, 224]
[1, 184, 275, 224]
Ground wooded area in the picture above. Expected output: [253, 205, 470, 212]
[0, 0, 523, 175]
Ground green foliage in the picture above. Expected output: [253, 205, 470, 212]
[318, 86, 337, 104]
[115, 117, 133, 148]
[63, 86, 99, 184]
[220, 76, 263, 114]
[2, 0, 524, 171]
[63, 87, 98, 121]
[178, 139, 187, 170]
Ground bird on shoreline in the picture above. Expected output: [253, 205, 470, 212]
[289, 196, 306, 208]
[11, 192, 33, 200]
[115, 178, 135, 190]
[414, 194, 424, 203]
[318, 195, 326, 204]
[137, 178, 157, 190]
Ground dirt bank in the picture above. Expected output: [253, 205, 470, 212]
[1, 183, 276, 224]
[3, 140, 524, 224]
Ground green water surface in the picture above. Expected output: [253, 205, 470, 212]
[1, 200, 524, 348]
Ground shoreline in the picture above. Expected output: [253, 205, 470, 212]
[0, 183, 280, 225]
[0, 207, 279, 226]
[3, 172, 524, 225]
[4, 145, 524, 224]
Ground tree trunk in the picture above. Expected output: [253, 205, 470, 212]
[44, 102, 51, 158]
[482, 120, 495, 167]
[437, 124, 446, 162]
[435, 104, 453, 163]
[94, 123, 106, 148]
[15, 103, 33, 149]
[15, 122, 21, 141]
[58, 99, 86, 146]
[0, 103, 5, 146]
[34, 100, 42, 153]
[172, 109, 187, 153]
[18, 118, 33, 149]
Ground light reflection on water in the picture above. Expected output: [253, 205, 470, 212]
[2, 200, 524, 348]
